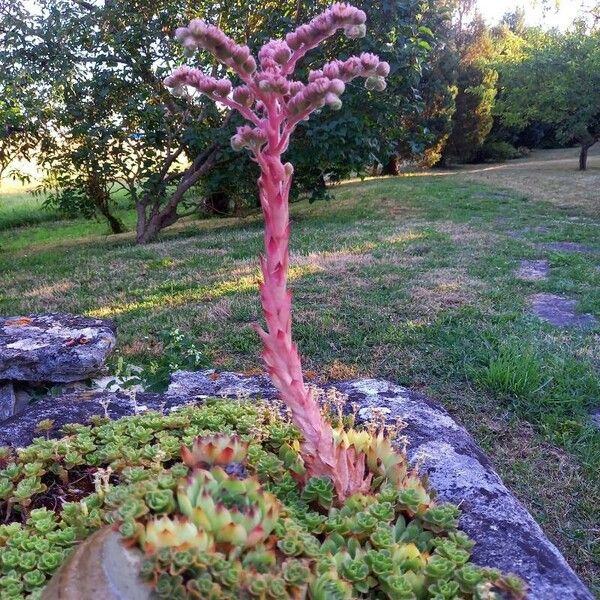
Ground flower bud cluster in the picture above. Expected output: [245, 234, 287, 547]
[285, 3, 367, 50]
[256, 72, 291, 95]
[258, 40, 293, 70]
[309, 53, 390, 91]
[175, 19, 257, 75]
[232, 85, 255, 108]
[164, 66, 232, 98]
[287, 77, 346, 116]
[230, 125, 268, 151]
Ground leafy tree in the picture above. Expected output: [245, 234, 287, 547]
[5, 0, 226, 238]
[495, 24, 600, 170]
[401, 0, 458, 168]
[5, 0, 437, 241]
[441, 8, 498, 164]
[0, 2, 44, 189]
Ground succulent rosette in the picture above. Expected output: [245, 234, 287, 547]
[177, 467, 281, 548]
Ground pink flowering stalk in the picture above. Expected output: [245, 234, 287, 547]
[165, 4, 389, 500]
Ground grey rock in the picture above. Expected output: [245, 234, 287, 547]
[516, 259, 549, 281]
[0, 313, 116, 383]
[540, 241, 598, 254]
[2, 370, 592, 598]
[530, 293, 597, 328]
[42, 527, 149, 600]
[0, 382, 15, 420]
[0, 389, 166, 447]
[165, 372, 593, 599]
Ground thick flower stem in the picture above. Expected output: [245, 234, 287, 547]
[254, 151, 370, 500]
[254, 151, 334, 453]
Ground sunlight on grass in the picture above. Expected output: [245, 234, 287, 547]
[87, 264, 322, 318]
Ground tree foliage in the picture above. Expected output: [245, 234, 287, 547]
[494, 23, 600, 170]
[3, 0, 438, 241]
[440, 7, 497, 164]
[0, 1, 45, 188]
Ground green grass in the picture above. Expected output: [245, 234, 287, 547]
[0, 190, 59, 230]
[0, 175, 599, 592]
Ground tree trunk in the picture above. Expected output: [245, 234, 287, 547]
[135, 207, 178, 244]
[100, 207, 127, 235]
[134, 146, 219, 244]
[579, 138, 598, 171]
[204, 191, 231, 215]
[86, 171, 126, 234]
[381, 154, 400, 176]
[579, 143, 590, 171]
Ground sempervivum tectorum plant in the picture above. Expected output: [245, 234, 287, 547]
[165, 4, 391, 501]
[181, 434, 249, 468]
[177, 467, 281, 549]
[139, 515, 214, 554]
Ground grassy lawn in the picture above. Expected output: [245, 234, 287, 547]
[1, 172, 599, 592]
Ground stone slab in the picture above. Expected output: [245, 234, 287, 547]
[529, 294, 597, 328]
[0, 314, 116, 383]
[516, 260, 549, 281]
[41, 527, 148, 600]
[0, 370, 593, 598]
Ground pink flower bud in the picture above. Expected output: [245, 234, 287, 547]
[242, 56, 257, 74]
[232, 85, 254, 107]
[285, 31, 301, 50]
[188, 19, 206, 37]
[295, 24, 313, 45]
[322, 62, 341, 79]
[284, 163, 294, 177]
[339, 57, 362, 79]
[231, 134, 244, 151]
[360, 52, 380, 73]
[376, 61, 390, 77]
[365, 76, 386, 91]
[351, 8, 367, 25]
[289, 81, 304, 96]
[328, 79, 345, 95]
[174, 27, 189, 42]
[308, 70, 324, 83]
[232, 45, 250, 65]
[214, 78, 232, 97]
[311, 14, 333, 35]
[182, 37, 197, 53]
[373, 77, 387, 92]
[214, 43, 233, 61]
[273, 44, 292, 65]
[325, 93, 342, 111]
[344, 23, 366, 39]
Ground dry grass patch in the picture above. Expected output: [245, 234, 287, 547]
[206, 297, 234, 322]
[322, 359, 368, 381]
[410, 268, 484, 317]
[455, 146, 600, 217]
[23, 280, 74, 300]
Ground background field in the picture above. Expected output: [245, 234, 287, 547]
[1, 151, 599, 592]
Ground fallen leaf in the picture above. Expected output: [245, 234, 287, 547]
[5, 317, 33, 327]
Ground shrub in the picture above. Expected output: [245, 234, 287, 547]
[479, 141, 520, 162]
